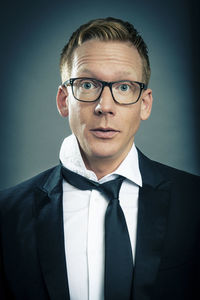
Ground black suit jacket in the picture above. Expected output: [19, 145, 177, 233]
[0, 150, 200, 300]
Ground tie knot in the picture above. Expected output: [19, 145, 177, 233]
[98, 176, 124, 201]
[61, 166, 124, 201]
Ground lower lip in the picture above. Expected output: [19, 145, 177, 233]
[91, 130, 119, 138]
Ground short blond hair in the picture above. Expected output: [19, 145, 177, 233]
[60, 17, 151, 85]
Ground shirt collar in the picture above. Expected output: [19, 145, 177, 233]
[59, 134, 142, 187]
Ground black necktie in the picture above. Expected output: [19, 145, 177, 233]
[61, 166, 133, 300]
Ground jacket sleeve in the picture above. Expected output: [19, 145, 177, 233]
[0, 239, 14, 299]
[0, 197, 14, 300]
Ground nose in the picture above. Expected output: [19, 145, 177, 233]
[94, 86, 116, 116]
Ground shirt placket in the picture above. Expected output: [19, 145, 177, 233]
[87, 189, 108, 300]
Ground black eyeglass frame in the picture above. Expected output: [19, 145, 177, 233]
[62, 77, 147, 105]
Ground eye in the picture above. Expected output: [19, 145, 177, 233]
[79, 80, 99, 90]
[119, 84, 129, 92]
[82, 81, 93, 89]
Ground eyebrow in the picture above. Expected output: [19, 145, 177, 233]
[77, 68, 132, 78]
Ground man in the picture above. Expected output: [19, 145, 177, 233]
[0, 17, 199, 300]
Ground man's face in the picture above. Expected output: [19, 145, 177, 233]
[57, 40, 153, 170]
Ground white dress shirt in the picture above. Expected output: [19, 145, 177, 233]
[59, 134, 142, 300]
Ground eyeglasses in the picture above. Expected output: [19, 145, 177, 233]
[63, 77, 147, 105]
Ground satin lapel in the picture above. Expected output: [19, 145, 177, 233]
[132, 150, 171, 300]
[34, 165, 70, 300]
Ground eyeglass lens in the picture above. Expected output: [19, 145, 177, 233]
[72, 78, 141, 104]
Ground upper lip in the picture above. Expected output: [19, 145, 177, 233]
[90, 127, 119, 132]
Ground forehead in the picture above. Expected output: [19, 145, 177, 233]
[70, 40, 143, 81]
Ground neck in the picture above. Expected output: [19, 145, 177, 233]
[85, 158, 121, 180]
[80, 151, 130, 180]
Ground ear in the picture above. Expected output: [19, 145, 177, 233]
[56, 85, 69, 117]
[140, 88, 153, 120]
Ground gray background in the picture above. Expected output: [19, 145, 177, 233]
[0, 0, 199, 189]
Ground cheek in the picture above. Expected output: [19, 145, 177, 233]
[67, 101, 81, 132]
[67, 101, 89, 134]
[123, 106, 142, 132]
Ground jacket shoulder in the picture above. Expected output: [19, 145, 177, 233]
[137, 148, 200, 188]
[0, 165, 60, 204]
[152, 159, 200, 182]
[149, 159, 200, 194]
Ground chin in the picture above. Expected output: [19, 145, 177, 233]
[89, 145, 121, 160]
